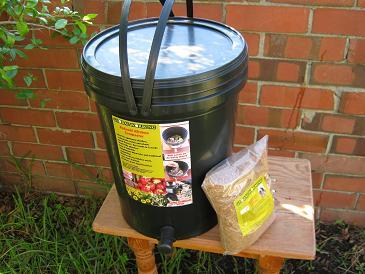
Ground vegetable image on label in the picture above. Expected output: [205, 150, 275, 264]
[234, 176, 274, 237]
[113, 117, 193, 207]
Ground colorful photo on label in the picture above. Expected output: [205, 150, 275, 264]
[123, 168, 193, 207]
[160, 122, 190, 153]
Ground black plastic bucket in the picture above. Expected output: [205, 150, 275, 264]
[81, 0, 248, 249]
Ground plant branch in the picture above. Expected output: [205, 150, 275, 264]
[0, 21, 72, 36]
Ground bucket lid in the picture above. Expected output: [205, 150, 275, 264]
[82, 18, 246, 81]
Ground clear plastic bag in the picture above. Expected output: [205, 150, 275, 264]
[202, 136, 275, 255]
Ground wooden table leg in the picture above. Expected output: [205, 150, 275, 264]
[127, 237, 158, 274]
[257, 255, 284, 274]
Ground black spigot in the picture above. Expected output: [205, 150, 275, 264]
[157, 226, 175, 254]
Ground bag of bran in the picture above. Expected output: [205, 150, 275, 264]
[202, 136, 275, 255]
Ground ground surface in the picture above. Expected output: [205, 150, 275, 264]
[0, 191, 364, 273]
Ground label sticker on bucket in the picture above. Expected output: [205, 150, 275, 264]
[112, 116, 193, 207]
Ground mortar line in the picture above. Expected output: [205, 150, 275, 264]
[307, 8, 314, 34]
[258, 33, 265, 57]
[344, 37, 351, 61]
[354, 193, 360, 210]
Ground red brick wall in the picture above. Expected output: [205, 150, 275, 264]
[1, 0, 365, 226]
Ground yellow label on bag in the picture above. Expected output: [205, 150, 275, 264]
[234, 176, 274, 237]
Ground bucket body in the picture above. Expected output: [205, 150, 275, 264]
[82, 12, 248, 239]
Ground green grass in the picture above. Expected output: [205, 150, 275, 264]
[1, 191, 364, 273]
[0, 192, 134, 273]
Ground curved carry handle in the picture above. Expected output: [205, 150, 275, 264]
[119, 0, 194, 116]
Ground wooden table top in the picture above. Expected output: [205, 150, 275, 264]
[93, 156, 316, 260]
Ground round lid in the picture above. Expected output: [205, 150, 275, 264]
[83, 18, 246, 80]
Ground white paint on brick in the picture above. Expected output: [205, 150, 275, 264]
[301, 110, 316, 123]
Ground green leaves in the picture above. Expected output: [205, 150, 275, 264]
[0, 65, 18, 88]
[75, 21, 86, 33]
[82, 14, 97, 21]
[23, 74, 36, 87]
[55, 19, 68, 30]
[16, 21, 29, 36]
[0, 0, 97, 94]
[16, 89, 35, 99]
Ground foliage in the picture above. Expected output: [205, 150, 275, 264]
[0, 0, 96, 99]
[1, 190, 364, 273]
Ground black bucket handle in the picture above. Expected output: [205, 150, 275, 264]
[119, 0, 194, 116]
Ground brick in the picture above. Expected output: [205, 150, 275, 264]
[277, 62, 300, 82]
[234, 126, 255, 145]
[37, 128, 94, 148]
[89, 99, 98, 113]
[321, 209, 365, 227]
[311, 63, 365, 87]
[0, 125, 36, 142]
[45, 70, 84, 91]
[359, 0, 365, 7]
[95, 132, 106, 149]
[146, 3, 223, 21]
[66, 147, 110, 166]
[354, 117, 365, 136]
[0, 90, 28, 106]
[267, 149, 296, 157]
[332, 136, 365, 156]
[12, 143, 64, 161]
[300, 153, 365, 175]
[4, 159, 45, 176]
[238, 82, 257, 104]
[302, 113, 356, 134]
[0, 108, 56, 127]
[71, 165, 113, 183]
[15, 69, 46, 88]
[264, 34, 346, 61]
[331, 137, 356, 155]
[258, 129, 328, 153]
[261, 85, 334, 110]
[242, 33, 260, 56]
[312, 172, 323, 189]
[45, 162, 72, 178]
[319, 37, 347, 61]
[340, 92, 365, 115]
[33, 29, 72, 47]
[237, 105, 300, 129]
[0, 141, 9, 155]
[248, 60, 260, 79]
[284, 36, 312, 59]
[107, 1, 146, 24]
[348, 39, 365, 64]
[226, 5, 309, 33]
[15, 48, 79, 69]
[357, 195, 365, 210]
[0, 157, 14, 172]
[74, 0, 105, 24]
[313, 9, 365, 36]
[314, 191, 356, 209]
[268, 0, 354, 6]
[249, 58, 306, 83]
[32, 176, 77, 194]
[56, 112, 101, 131]
[0, 173, 24, 190]
[77, 181, 109, 197]
[324, 175, 365, 193]
[30, 90, 89, 111]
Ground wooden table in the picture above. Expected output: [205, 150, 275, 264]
[93, 157, 316, 274]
